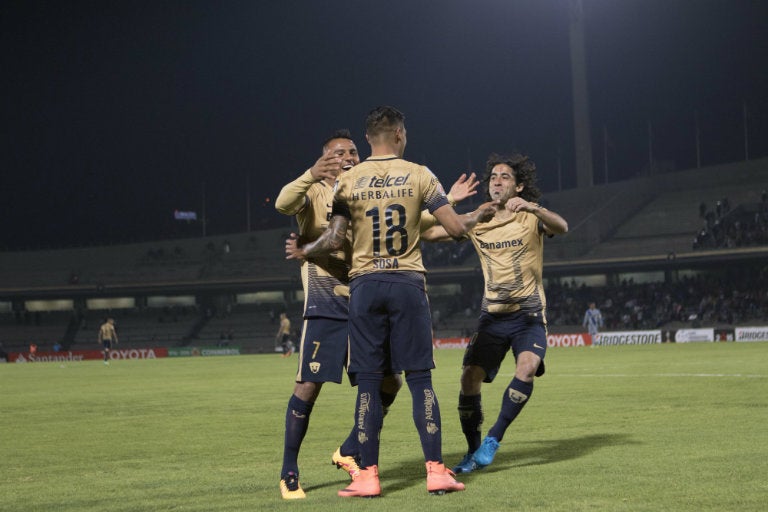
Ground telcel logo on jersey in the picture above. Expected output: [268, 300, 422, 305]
[351, 173, 415, 200]
[353, 173, 411, 189]
[368, 173, 409, 188]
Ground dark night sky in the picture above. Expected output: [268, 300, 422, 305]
[2, 0, 767, 250]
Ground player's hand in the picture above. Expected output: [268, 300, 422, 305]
[476, 200, 500, 223]
[285, 233, 307, 261]
[505, 197, 535, 213]
[309, 151, 342, 181]
[448, 172, 479, 203]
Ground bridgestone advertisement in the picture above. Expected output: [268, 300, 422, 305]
[735, 327, 768, 342]
[593, 330, 662, 346]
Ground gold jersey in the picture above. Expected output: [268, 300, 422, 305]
[467, 209, 547, 317]
[333, 155, 449, 280]
[275, 169, 350, 319]
[98, 322, 117, 341]
[278, 316, 291, 336]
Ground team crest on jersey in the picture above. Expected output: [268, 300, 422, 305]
[309, 361, 321, 373]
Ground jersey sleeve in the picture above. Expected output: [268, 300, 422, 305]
[275, 169, 315, 215]
[420, 167, 450, 214]
[331, 176, 352, 220]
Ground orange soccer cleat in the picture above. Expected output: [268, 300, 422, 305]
[426, 461, 466, 495]
[337, 465, 381, 498]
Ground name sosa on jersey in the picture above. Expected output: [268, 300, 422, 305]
[372, 257, 399, 269]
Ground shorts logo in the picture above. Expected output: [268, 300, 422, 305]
[533, 343, 544, 349]
[309, 362, 321, 373]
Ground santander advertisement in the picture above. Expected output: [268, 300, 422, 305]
[8, 348, 168, 363]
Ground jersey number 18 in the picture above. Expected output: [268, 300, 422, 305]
[365, 205, 408, 257]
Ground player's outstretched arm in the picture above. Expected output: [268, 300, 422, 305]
[420, 172, 481, 232]
[505, 197, 568, 235]
[420, 224, 451, 243]
[275, 152, 342, 215]
[432, 200, 499, 240]
[285, 215, 349, 261]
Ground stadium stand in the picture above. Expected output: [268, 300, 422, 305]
[1, 158, 766, 353]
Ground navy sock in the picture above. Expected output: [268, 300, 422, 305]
[487, 377, 533, 442]
[340, 388, 397, 458]
[281, 394, 313, 478]
[406, 370, 442, 463]
[458, 393, 483, 453]
[340, 429, 358, 458]
[355, 373, 383, 468]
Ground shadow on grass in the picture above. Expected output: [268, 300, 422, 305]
[469, 432, 636, 474]
[312, 432, 635, 495]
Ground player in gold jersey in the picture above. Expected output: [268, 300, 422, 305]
[422, 152, 568, 474]
[275, 128, 481, 499]
[97, 317, 118, 365]
[287, 106, 498, 497]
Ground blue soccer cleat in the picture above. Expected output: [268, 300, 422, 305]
[452, 452, 479, 474]
[472, 436, 500, 467]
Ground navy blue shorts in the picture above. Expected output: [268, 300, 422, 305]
[348, 273, 435, 374]
[295, 317, 348, 383]
[102, 340, 113, 350]
[463, 310, 547, 383]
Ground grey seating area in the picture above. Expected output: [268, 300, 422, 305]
[1, 158, 766, 353]
[544, 158, 768, 261]
[70, 307, 200, 350]
[0, 229, 296, 291]
[195, 302, 303, 354]
[0, 310, 73, 352]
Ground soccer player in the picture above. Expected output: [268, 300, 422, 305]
[274, 129, 480, 499]
[97, 317, 118, 365]
[421, 152, 568, 474]
[275, 312, 293, 357]
[286, 106, 498, 497]
[583, 302, 604, 345]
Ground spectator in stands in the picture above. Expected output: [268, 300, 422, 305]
[29, 343, 37, 356]
[583, 302, 604, 345]
[0, 342, 7, 362]
[97, 318, 118, 365]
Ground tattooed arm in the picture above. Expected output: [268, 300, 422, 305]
[285, 215, 350, 261]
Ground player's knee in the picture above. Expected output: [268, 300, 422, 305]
[460, 365, 484, 394]
[404, 369, 431, 387]
[515, 362, 538, 381]
[293, 381, 321, 402]
[515, 354, 540, 381]
[381, 373, 403, 394]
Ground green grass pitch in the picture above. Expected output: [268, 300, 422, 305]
[1, 342, 766, 511]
